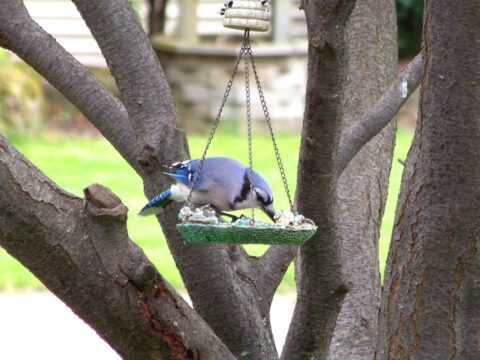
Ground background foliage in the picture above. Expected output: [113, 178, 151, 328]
[0, 50, 46, 136]
[397, 0, 423, 58]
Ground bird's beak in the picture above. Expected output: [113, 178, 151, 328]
[262, 204, 276, 222]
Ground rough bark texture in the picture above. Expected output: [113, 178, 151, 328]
[377, 1, 480, 359]
[71, 0, 178, 149]
[281, 1, 355, 359]
[0, 136, 235, 360]
[328, 1, 397, 359]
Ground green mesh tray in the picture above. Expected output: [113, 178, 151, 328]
[176, 222, 317, 245]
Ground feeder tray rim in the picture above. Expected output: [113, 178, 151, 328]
[176, 221, 317, 245]
[177, 221, 317, 231]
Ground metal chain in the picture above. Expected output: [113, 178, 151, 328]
[187, 35, 248, 203]
[243, 30, 255, 221]
[245, 42, 295, 212]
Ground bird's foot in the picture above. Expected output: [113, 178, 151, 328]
[219, 212, 239, 222]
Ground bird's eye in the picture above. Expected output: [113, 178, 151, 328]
[264, 194, 272, 205]
[256, 192, 266, 204]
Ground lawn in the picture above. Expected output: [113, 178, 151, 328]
[0, 128, 413, 292]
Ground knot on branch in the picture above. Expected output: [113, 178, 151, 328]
[83, 184, 128, 222]
[128, 261, 157, 291]
[0, 37, 9, 50]
[311, 35, 326, 50]
[332, 282, 352, 300]
[306, 0, 357, 50]
[138, 143, 161, 174]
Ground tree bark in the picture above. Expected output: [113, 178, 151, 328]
[377, 1, 480, 359]
[281, 1, 355, 359]
[328, 1, 397, 359]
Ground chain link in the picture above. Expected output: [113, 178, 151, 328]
[245, 42, 295, 212]
[243, 30, 255, 221]
[188, 34, 248, 203]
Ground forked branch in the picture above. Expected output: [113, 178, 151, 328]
[72, 2, 282, 358]
[0, 1, 305, 358]
[257, 245, 297, 301]
[0, 135, 234, 360]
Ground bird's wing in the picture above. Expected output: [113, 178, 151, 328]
[165, 157, 248, 205]
[198, 158, 247, 205]
[164, 171, 191, 184]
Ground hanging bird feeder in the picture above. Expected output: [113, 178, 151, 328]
[176, 1, 317, 245]
[223, 0, 271, 32]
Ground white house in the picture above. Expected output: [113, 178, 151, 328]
[24, 0, 149, 67]
[24, 1, 306, 67]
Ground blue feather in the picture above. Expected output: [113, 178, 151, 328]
[138, 189, 173, 216]
[164, 172, 190, 184]
[164, 159, 199, 187]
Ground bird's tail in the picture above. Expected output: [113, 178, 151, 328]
[138, 189, 174, 217]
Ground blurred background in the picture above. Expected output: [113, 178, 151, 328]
[0, 0, 422, 358]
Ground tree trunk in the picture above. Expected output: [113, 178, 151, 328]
[328, 1, 397, 359]
[148, 0, 168, 35]
[281, 1, 355, 358]
[378, 1, 480, 359]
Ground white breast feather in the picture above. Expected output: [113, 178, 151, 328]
[232, 192, 258, 210]
[170, 183, 190, 202]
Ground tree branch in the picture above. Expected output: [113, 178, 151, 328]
[336, 53, 423, 175]
[257, 246, 297, 302]
[72, 0, 181, 156]
[327, 1, 398, 358]
[0, 0, 141, 171]
[0, 135, 234, 360]
[281, 1, 354, 359]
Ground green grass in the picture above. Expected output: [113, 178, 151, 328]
[0, 128, 413, 292]
[379, 127, 414, 278]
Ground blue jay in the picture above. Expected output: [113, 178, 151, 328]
[138, 157, 276, 221]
